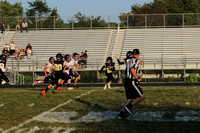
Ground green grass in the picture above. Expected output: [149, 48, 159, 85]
[0, 86, 200, 133]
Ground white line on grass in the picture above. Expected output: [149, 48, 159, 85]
[2, 90, 94, 133]
[0, 103, 4, 107]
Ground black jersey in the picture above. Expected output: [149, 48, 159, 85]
[54, 60, 64, 73]
[117, 57, 132, 65]
[100, 62, 115, 74]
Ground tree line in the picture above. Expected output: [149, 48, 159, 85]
[0, 0, 199, 29]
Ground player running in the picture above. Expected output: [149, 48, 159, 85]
[58, 54, 75, 90]
[33, 57, 55, 86]
[118, 49, 144, 118]
[41, 53, 65, 96]
[70, 53, 82, 89]
[99, 57, 115, 90]
[0, 55, 9, 85]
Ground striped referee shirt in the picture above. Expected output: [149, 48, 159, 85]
[126, 57, 140, 79]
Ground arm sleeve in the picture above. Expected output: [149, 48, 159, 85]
[117, 59, 124, 65]
[99, 65, 105, 73]
[111, 63, 115, 71]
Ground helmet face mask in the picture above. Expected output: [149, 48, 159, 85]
[73, 53, 79, 59]
[49, 57, 54, 64]
[106, 57, 113, 63]
[56, 53, 63, 60]
[126, 51, 133, 58]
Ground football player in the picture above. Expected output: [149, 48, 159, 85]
[99, 57, 115, 90]
[0, 54, 9, 85]
[41, 53, 65, 96]
[59, 54, 75, 90]
[69, 53, 82, 89]
[33, 57, 55, 86]
[117, 51, 133, 65]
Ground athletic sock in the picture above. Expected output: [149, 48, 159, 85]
[45, 87, 49, 93]
[67, 84, 71, 87]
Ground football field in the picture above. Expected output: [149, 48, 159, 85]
[0, 86, 200, 133]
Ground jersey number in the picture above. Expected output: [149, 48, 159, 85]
[54, 64, 62, 71]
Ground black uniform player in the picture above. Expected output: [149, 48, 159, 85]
[0, 55, 9, 85]
[117, 51, 133, 65]
[41, 53, 65, 96]
[118, 49, 144, 118]
[99, 57, 115, 90]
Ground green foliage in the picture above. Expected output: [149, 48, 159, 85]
[24, 76, 33, 85]
[0, 0, 23, 28]
[68, 12, 108, 28]
[167, 76, 175, 82]
[25, 0, 64, 29]
[119, 0, 200, 27]
[187, 73, 198, 82]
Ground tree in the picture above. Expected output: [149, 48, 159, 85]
[0, 0, 23, 29]
[68, 12, 107, 28]
[119, 0, 200, 27]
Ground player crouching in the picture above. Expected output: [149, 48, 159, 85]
[33, 57, 55, 86]
[0, 55, 9, 85]
[99, 57, 115, 90]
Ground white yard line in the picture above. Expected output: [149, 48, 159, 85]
[2, 90, 94, 133]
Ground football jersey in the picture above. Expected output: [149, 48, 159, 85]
[71, 58, 81, 66]
[100, 62, 115, 74]
[54, 60, 64, 73]
[45, 62, 53, 73]
[0, 62, 6, 72]
[63, 61, 73, 73]
[126, 57, 140, 79]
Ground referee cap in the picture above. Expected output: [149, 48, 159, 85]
[133, 49, 140, 54]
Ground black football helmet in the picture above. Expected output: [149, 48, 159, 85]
[126, 51, 133, 58]
[64, 54, 70, 60]
[106, 57, 113, 62]
[56, 53, 63, 60]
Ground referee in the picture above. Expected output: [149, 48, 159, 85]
[118, 49, 144, 118]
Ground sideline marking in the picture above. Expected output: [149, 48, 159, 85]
[2, 90, 94, 133]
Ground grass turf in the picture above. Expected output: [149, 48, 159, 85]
[0, 86, 200, 133]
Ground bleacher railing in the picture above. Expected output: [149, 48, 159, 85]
[1, 13, 200, 30]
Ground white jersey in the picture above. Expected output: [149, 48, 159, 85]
[70, 58, 79, 66]
[63, 61, 73, 74]
[45, 62, 53, 73]
[0, 63, 6, 72]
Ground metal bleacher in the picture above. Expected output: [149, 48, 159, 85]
[3, 30, 112, 71]
[119, 28, 200, 70]
[2, 28, 200, 72]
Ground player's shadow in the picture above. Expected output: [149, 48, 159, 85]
[72, 98, 110, 111]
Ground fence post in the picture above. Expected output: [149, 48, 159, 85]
[108, 15, 110, 28]
[90, 16, 92, 29]
[182, 13, 184, 28]
[72, 16, 74, 30]
[35, 16, 37, 30]
[118, 63, 122, 83]
[54, 16, 56, 30]
[161, 55, 164, 79]
[163, 14, 166, 28]
[145, 14, 147, 28]
[184, 54, 186, 82]
[11, 58, 13, 70]
[97, 58, 99, 81]
[127, 15, 129, 29]
[32, 59, 35, 84]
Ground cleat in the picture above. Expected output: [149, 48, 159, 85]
[57, 87, 63, 90]
[103, 85, 107, 90]
[124, 103, 133, 115]
[117, 111, 125, 119]
[41, 90, 46, 96]
[73, 85, 79, 89]
[108, 83, 111, 89]
[68, 87, 73, 90]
